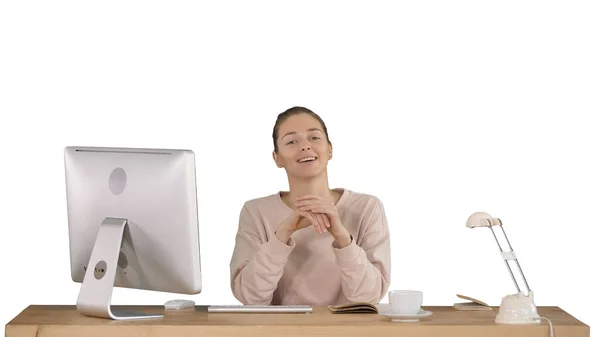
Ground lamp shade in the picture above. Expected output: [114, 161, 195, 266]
[466, 211, 501, 228]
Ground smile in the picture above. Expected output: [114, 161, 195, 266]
[297, 156, 317, 163]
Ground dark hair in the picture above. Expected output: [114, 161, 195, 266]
[272, 106, 330, 152]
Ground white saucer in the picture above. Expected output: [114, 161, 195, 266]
[378, 309, 433, 322]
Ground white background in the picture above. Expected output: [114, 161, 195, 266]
[1, 1, 598, 336]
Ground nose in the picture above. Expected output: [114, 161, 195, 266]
[300, 140, 311, 151]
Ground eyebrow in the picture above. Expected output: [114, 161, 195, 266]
[281, 128, 323, 139]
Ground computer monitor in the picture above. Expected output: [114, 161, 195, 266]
[64, 146, 202, 320]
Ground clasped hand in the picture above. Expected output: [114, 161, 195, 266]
[295, 195, 340, 233]
[277, 194, 350, 246]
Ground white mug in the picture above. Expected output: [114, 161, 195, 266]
[388, 290, 422, 314]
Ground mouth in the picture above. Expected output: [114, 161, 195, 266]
[297, 156, 317, 163]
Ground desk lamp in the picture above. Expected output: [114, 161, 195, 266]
[466, 211, 541, 324]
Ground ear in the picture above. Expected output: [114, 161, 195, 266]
[273, 151, 283, 168]
[328, 142, 333, 159]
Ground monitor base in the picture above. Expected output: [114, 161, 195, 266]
[76, 217, 163, 320]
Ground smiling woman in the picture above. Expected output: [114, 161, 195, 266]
[229, 106, 391, 306]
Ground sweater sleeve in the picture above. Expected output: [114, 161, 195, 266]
[230, 203, 295, 304]
[332, 199, 391, 303]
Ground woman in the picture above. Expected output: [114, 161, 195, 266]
[229, 106, 391, 306]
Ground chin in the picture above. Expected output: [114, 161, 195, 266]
[291, 166, 326, 179]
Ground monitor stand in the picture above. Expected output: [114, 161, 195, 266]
[76, 217, 163, 320]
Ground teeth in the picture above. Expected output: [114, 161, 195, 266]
[298, 157, 316, 163]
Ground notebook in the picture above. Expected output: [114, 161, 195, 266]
[453, 294, 492, 311]
[328, 302, 379, 313]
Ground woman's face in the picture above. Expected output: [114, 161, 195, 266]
[273, 113, 332, 179]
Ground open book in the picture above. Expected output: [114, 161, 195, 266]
[328, 302, 379, 313]
[453, 294, 491, 311]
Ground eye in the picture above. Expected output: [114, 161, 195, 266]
[310, 136, 321, 140]
[286, 140, 297, 145]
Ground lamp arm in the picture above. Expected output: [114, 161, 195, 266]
[488, 218, 532, 294]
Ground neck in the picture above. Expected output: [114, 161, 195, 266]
[286, 171, 333, 203]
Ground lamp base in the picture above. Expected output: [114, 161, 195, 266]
[495, 291, 541, 324]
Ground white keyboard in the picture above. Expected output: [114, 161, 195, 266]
[207, 304, 312, 313]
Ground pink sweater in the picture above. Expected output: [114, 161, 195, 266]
[229, 188, 391, 305]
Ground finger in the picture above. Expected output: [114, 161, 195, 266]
[319, 213, 331, 228]
[315, 213, 327, 233]
[297, 204, 317, 212]
[298, 211, 319, 230]
[297, 202, 330, 212]
[304, 211, 319, 233]
[300, 205, 335, 217]
[305, 213, 327, 233]
[319, 214, 329, 233]
[295, 200, 315, 207]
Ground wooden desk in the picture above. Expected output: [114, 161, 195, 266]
[5, 305, 589, 337]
